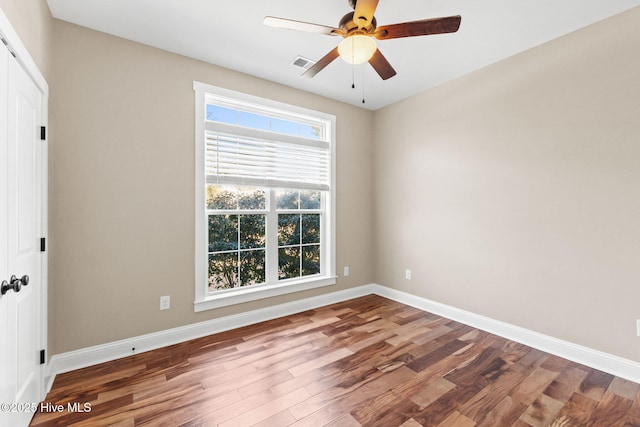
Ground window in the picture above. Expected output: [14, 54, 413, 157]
[194, 82, 336, 311]
[207, 185, 266, 291]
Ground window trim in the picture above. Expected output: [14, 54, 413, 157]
[194, 82, 336, 312]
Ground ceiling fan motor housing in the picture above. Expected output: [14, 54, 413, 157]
[339, 12, 377, 34]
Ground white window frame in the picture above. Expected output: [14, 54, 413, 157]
[194, 82, 336, 311]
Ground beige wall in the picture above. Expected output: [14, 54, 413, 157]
[42, 4, 640, 364]
[50, 20, 374, 354]
[373, 7, 640, 362]
[0, 0, 51, 80]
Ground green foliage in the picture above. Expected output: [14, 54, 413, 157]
[302, 246, 320, 276]
[207, 185, 267, 291]
[208, 215, 238, 252]
[207, 185, 265, 210]
[278, 247, 300, 280]
[277, 213, 321, 279]
[208, 253, 237, 290]
[207, 185, 321, 291]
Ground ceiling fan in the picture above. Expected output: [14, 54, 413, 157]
[264, 0, 461, 80]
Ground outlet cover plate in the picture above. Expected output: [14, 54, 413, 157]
[160, 295, 170, 310]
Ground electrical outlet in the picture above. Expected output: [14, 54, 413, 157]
[160, 295, 170, 310]
[405, 269, 412, 280]
[637, 319, 640, 336]
[344, 266, 350, 277]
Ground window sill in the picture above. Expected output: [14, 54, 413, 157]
[194, 276, 337, 312]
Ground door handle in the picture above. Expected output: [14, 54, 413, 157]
[20, 274, 29, 286]
[1, 275, 29, 295]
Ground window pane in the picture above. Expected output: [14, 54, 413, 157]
[208, 185, 267, 210]
[238, 187, 266, 210]
[279, 247, 300, 280]
[206, 105, 237, 124]
[276, 189, 299, 210]
[240, 215, 266, 249]
[208, 215, 238, 252]
[300, 124, 322, 140]
[207, 185, 238, 210]
[209, 252, 238, 291]
[239, 111, 270, 130]
[300, 191, 321, 210]
[240, 250, 266, 287]
[302, 214, 320, 244]
[278, 214, 300, 246]
[271, 118, 299, 136]
[302, 245, 321, 276]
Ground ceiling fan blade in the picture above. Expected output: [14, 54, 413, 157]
[302, 47, 340, 78]
[368, 49, 396, 80]
[375, 15, 461, 40]
[264, 16, 343, 36]
[353, 0, 379, 29]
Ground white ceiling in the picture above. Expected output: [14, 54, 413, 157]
[46, 0, 640, 110]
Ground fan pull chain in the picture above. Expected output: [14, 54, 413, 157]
[352, 62, 355, 89]
[351, 37, 356, 89]
[362, 65, 366, 104]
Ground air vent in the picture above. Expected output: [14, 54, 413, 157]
[291, 56, 316, 70]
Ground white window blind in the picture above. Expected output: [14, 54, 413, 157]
[204, 120, 331, 191]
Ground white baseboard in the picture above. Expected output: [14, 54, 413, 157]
[45, 285, 375, 391]
[45, 283, 640, 392]
[370, 284, 640, 384]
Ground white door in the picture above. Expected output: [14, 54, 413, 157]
[0, 33, 11, 427]
[0, 43, 43, 427]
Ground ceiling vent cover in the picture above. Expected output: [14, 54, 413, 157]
[291, 56, 316, 70]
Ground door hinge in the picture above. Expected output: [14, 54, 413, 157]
[40, 237, 46, 252]
[1, 38, 16, 57]
[40, 349, 46, 364]
[40, 126, 46, 141]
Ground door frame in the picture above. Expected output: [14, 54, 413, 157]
[0, 6, 49, 397]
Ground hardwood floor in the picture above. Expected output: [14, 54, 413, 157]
[31, 295, 640, 426]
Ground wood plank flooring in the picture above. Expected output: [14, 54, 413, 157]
[31, 295, 640, 426]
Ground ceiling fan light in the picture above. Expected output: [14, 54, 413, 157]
[338, 35, 377, 64]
